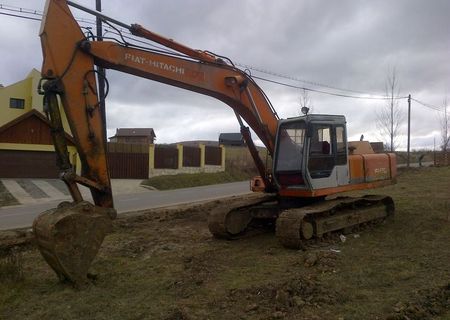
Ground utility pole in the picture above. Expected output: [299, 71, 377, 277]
[407, 94, 411, 168]
[96, 0, 107, 142]
[390, 93, 394, 152]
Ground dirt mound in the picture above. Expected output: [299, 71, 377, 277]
[387, 283, 450, 320]
[164, 308, 191, 320]
[0, 229, 34, 255]
[225, 276, 341, 319]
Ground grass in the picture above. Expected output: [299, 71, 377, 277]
[141, 170, 255, 190]
[0, 248, 24, 283]
[0, 180, 18, 207]
[1, 167, 450, 319]
[141, 146, 263, 190]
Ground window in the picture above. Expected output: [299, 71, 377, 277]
[308, 124, 335, 178]
[336, 126, 347, 165]
[310, 125, 332, 155]
[9, 98, 25, 109]
[308, 124, 348, 178]
[275, 121, 305, 172]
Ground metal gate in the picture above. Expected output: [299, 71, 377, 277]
[107, 143, 149, 179]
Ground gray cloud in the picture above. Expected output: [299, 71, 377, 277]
[0, 0, 449, 150]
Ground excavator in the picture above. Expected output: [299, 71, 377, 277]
[33, 0, 396, 286]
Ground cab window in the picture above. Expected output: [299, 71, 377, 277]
[308, 124, 335, 178]
[275, 121, 305, 172]
[336, 126, 347, 165]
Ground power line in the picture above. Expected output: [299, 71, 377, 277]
[411, 98, 444, 112]
[0, 11, 40, 21]
[252, 75, 409, 100]
[237, 62, 380, 96]
[1, 3, 405, 100]
[1, 4, 446, 111]
[0, 4, 179, 55]
[0, 4, 97, 25]
[0, 4, 43, 15]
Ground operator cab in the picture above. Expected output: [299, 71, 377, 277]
[273, 114, 349, 193]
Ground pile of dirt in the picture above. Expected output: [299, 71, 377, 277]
[224, 276, 342, 319]
[387, 283, 450, 320]
[0, 229, 33, 256]
[163, 308, 191, 320]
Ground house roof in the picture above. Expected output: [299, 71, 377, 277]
[111, 128, 156, 138]
[0, 109, 75, 145]
[219, 133, 243, 141]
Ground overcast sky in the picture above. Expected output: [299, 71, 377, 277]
[0, 0, 449, 150]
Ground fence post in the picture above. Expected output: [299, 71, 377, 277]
[199, 144, 205, 168]
[148, 144, 155, 177]
[220, 144, 226, 170]
[177, 144, 183, 169]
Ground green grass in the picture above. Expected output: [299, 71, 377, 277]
[141, 170, 255, 190]
[141, 146, 265, 190]
[0, 181, 18, 207]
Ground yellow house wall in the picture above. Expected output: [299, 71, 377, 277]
[0, 69, 72, 135]
[0, 77, 33, 126]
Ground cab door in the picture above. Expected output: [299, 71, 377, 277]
[306, 123, 349, 189]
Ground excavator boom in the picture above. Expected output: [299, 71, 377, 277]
[35, 0, 280, 285]
[40, 0, 279, 205]
[33, 0, 396, 286]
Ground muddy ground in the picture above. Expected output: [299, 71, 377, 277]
[1, 167, 450, 319]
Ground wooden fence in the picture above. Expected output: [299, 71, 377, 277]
[205, 146, 222, 166]
[154, 145, 178, 169]
[107, 143, 149, 179]
[183, 146, 201, 167]
[105, 142, 224, 178]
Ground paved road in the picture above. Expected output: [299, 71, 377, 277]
[0, 181, 251, 230]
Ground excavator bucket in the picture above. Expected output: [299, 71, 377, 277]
[33, 201, 115, 287]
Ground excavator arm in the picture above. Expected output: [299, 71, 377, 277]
[34, 0, 280, 286]
[39, 0, 279, 209]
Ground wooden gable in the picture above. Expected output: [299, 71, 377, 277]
[0, 109, 74, 145]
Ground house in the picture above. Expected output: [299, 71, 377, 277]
[0, 69, 76, 178]
[0, 69, 71, 133]
[0, 110, 77, 178]
[219, 132, 245, 146]
[109, 128, 156, 144]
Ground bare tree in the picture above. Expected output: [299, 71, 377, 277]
[376, 67, 404, 151]
[299, 88, 314, 114]
[440, 97, 450, 152]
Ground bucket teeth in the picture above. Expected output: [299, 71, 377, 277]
[33, 201, 115, 287]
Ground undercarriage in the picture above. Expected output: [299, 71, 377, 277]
[208, 194, 394, 249]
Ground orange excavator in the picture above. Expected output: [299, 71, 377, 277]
[34, 0, 396, 286]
